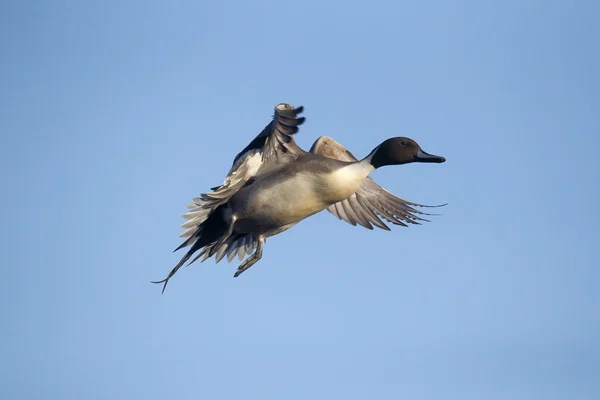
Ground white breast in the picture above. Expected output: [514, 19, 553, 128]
[326, 161, 375, 199]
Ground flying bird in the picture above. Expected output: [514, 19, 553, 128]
[153, 104, 446, 292]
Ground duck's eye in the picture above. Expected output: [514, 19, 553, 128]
[400, 141, 407, 146]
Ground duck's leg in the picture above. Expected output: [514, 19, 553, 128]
[233, 238, 264, 277]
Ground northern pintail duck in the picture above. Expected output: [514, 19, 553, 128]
[153, 104, 446, 291]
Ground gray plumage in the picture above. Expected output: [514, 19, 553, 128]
[153, 103, 446, 292]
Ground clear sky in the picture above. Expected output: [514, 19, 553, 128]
[1, 1, 599, 399]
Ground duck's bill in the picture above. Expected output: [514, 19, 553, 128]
[414, 149, 446, 163]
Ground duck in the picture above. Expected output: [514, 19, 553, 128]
[153, 103, 446, 292]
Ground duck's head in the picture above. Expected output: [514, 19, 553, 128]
[369, 137, 446, 169]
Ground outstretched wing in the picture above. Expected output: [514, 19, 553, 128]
[177, 103, 305, 249]
[310, 136, 444, 231]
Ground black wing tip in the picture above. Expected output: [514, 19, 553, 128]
[413, 202, 448, 208]
[275, 103, 304, 117]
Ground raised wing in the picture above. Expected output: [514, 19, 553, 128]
[177, 103, 305, 249]
[232, 103, 305, 166]
[310, 136, 444, 231]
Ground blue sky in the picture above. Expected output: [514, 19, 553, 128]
[1, 1, 599, 399]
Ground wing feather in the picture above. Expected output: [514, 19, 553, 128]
[177, 104, 305, 246]
[312, 136, 445, 231]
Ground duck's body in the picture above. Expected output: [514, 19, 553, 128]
[153, 104, 446, 291]
[229, 154, 374, 234]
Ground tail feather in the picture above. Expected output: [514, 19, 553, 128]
[214, 242, 230, 264]
[152, 205, 229, 293]
[151, 239, 205, 294]
[173, 233, 199, 252]
[153, 209, 263, 293]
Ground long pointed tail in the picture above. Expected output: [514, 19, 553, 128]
[152, 205, 230, 293]
[151, 246, 198, 294]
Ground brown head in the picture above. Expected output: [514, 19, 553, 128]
[368, 137, 446, 169]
